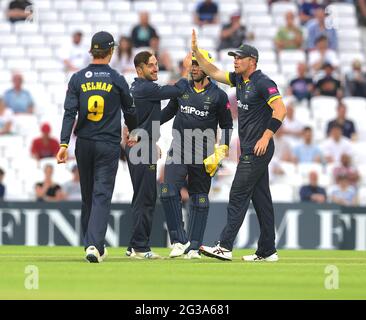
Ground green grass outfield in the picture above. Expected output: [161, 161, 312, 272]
[0, 246, 365, 300]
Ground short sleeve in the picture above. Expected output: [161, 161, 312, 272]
[257, 78, 281, 105]
[226, 72, 237, 87]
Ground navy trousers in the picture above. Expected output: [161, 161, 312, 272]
[75, 137, 120, 255]
[219, 140, 276, 257]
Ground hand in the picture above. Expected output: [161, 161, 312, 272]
[192, 29, 198, 53]
[182, 52, 192, 72]
[203, 144, 229, 177]
[254, 136, 270, 156]
[56, 147, 68, 164]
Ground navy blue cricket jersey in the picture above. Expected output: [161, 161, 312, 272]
[60, 64, 136, 146]
[226, 70, 281, 154]
[161, 80, 233, 162]
[130, 78, 189, 141]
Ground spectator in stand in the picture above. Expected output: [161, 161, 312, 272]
[321, 124, 353, 164]
[329, 174, 358, 206]
[306, 7, 338, 51]
[315, 63, 342, 98]
[326, 102, 356, 140]
[308, 35, 339, 76]
[281, 102, 304, 147]
[0, 168, 5, 200]
[356, 0, 366, 26]
[131, 12, 158, 48]
[345, 59, 366, 97]
[0, 98, 13, 135]
[6, 0, 32, 23]
[275, 11, 303, 51]
[288, 63, 314, 102]
[110, 36, 135, 74]
[300, 171, 327, 203]
[299, 0, 322, 26]
[62, 165, 81, 201]
[149, 35, 173, 72]
[31, 123, 59, 160]
[333, 154, 360, 187]
[3, 72, 34, 114]
[35, 164, 63, 202]
[194, 0, 219, 26]
[218, 11, 253, 51]
[293, 127, 322, 164]
[60, 31, 89, 73]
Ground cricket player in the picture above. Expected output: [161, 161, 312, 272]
[160, 49, 233, 259]
[125, 51, 191, 259]
[191, 30, 287, 262]
[56, 31, 137, 263]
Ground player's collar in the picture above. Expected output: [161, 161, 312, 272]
[190, 78, 212, 93]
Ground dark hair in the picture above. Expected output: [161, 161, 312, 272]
[0, 168, 4, 176]
[90, 47, 113, 59]
[315, 35, 328, 44]
[134, 51, 153, 68]
[117, 36, 133, 60]
[303, 126, 312, 132]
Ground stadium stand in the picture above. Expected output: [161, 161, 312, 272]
[0, 0, 365, 204]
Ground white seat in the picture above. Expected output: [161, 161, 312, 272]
[35, 9, 58, 22]
[53, 0, 78, 11]
[60, 12, 85, 22]
[6, 58, 32, 70]
[247, 14, 273, 27]
[310, 96, 338, 120]
[40, 23, 66, 34]
[279, 50, 306, 64]
[67, 23, 92, 34]
[242, 3, 269, 16]
[338, 40, 362, 52]
[270, 183, 294, 202]
[358, 186, 366, 206]
[166, 13, 192, 25]
[22, 71, 39, 83]
[33, 0, 51, 10]
[297, 163, 324, 178]
[114, 12, 138, 24]
[106, 1, 131, 11]
[160, 37, 186, 50]
[338, 29, 361, 41]
[133, 1, 158, 12]
[271, 1, 298, 15]
[200, 25, 221, 37]
[160, 2, 184, 12]
[19, 34, 45, 46]
[0, 47, 26, 58]
[86, 12, 111, 23]
[1, 35, 18, 45]
[253, 27, 277, 39]
[40, 71, 66, 84]
[342, 97, 366, 120]
[80, 0, 105, 11]
[339, 52, 365, 66]
[259, 50, 276, 63]
[326, 3, 356, 17]
[149, 13, 166, 24]
[0, 22, 11, 34]
[220, 3, 240, 15]
[156, 25, 173, 36]
[12, 114, 39, 137]
[27, 47, 53, 58]
[13, 22, 39, 34]
[34, 58, 64, 71]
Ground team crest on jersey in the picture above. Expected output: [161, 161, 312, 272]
[85, 71, 93, 78]
[182, 93, 190, 99]
[204, 96, 212, 104]
[204, 105, 210, 110]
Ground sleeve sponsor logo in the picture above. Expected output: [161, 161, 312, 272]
[268, 87, 278, 95]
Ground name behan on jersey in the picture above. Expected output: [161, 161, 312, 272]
[81, 81, 113, 93]
[180, 105, 209, 117]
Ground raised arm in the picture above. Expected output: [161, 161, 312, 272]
[191, 29, 231, 85]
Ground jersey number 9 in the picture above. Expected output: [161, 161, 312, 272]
[87, 95, 104, 122]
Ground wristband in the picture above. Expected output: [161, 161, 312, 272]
[60, 144, 68, 148]
[267, 118, 282, 134]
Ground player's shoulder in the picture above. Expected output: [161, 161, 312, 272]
[254, 70, 277, 86]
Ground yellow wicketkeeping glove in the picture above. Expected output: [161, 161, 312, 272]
[203, 144, 229, 177]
